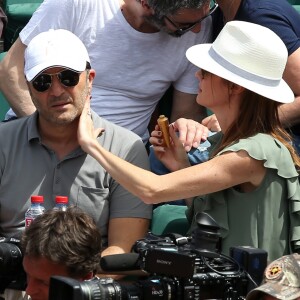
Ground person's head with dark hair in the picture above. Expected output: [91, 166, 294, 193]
[21, 207, 102, 300]
[144, 0, 217, 37]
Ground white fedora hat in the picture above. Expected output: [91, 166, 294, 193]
[186, 21, 294, 103]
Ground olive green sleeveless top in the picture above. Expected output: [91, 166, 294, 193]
[187, 133, 300, 261]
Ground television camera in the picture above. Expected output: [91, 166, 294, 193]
[49, 212, 267, 300]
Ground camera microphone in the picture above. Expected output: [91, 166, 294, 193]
[100, 253, 140, 272]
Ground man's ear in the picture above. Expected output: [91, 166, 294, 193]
[88, 69, 96, 85]
[140, 0, 154, 14]
[86, 69, 95, 95]
[88, 69, 96, 81]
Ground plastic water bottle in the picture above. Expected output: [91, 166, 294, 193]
[25, 195, 45, 227]
[54, 196, 68, 211]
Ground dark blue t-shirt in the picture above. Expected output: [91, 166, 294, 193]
[212, 0, 300, 55]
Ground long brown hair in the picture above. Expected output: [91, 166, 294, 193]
[213, 87, 300, 169]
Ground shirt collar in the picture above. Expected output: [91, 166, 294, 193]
[27, 111, 41, 143]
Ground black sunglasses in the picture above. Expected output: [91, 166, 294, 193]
[31, 69, 81, 93]
[164, 2, 219, 37]
[31, 62, 91, 93]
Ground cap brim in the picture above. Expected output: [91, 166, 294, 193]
[246, 282, 300, 300]
[25, 59, 87, 82]
[186, 44, 294, 104]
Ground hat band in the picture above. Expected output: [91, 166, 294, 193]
[209, 47, 281, 87]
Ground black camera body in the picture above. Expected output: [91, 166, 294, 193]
[49, 212, 256, 300]
[133, 232, 249, 299]
[0, 236, 26, 293]
[49, 232, 249, 300]
[132, 233, 198, 278]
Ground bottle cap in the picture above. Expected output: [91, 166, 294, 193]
[31, 195, 44, 203]
[55, 196, 68, 204]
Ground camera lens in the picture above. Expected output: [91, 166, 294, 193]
[80, 278, 123, 300]
[49, 276, 143, 300]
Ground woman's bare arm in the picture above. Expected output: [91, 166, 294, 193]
[78, 100, 266, 204]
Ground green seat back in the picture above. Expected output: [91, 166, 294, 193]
[293, 5, 300, 13]
[288, 0, 300, 4]
[6, 3, 42, 21]
[287, 0, 300, 13]
[150, 204, 189, 236]
[0, 52, 10, 121]
[3, 0, 43, 50]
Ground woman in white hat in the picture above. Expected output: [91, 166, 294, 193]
[78, 21, 300, 261]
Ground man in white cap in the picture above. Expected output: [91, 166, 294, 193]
[0, 28, 152, 299]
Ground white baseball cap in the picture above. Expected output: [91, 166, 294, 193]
[24, 29, 90, 81]
[186, 21, 294, 104]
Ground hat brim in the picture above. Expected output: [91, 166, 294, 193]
[25, 59, 87, 82]
[246, 282, 300, 300]
[186, 44, 294, 104]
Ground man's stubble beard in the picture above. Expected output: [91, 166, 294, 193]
[33, 84, 89, 126]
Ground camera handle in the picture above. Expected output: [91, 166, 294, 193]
[163, 233, 189, 246]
